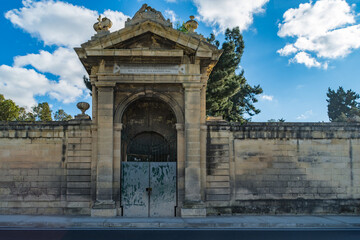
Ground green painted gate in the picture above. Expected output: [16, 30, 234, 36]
[121, 162, 177, 217]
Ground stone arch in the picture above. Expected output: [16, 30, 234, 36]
[114, 90, 184, 124]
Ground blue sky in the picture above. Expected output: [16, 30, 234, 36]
[0, 0, 360, 122]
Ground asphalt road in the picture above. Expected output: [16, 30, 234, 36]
[1, 228, 360, 240]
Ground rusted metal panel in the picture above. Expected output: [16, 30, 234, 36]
[149, 162, 176, 217]
[121, 162, 176, 217]
[121, 162, 149, 217]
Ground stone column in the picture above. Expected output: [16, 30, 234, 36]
[200, 83, 207, 202]
[91, 86, 116, 217]
[91, 82, 97, 123]
[176, 123, 185, 216]
[113, 123, 122, 215]
[181, 83, 206, 217]
[90, 75, 98, 204]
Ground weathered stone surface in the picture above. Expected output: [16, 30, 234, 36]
[2, 5, 360, 218]
[181, 208, 207, 217]
[0, 121, 92, 215]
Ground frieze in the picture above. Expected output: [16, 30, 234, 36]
[113, 64, 185, 75]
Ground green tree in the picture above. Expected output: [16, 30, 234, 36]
[175, 21, 188, 33]
[17, 107, 34, 121]
[54, 109, 73, 121]
[83, 75, 92, 96]
[0, 94, 21, 121]
[327, 87, 360, 122]
[267, 118, 285, 122]
[32, 102, 52, 121]
[206, 28, 262, 122]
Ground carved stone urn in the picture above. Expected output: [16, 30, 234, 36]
[75, 102, 91, 120]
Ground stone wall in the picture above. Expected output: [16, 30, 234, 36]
[2, 119, 360, 216]
[206, 122, 360, 215]
[0, 121, 92, 215]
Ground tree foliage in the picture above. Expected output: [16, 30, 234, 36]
[326, 87, 360, 122]
[83, 75, 92, 96]
[0, 94, 72, 122]
[206, 27, 262, 122]
[0, 94, 21, 121]
[175, 21, 188, 34]
[268, 118, 285, 122]
[32, 102, 52, 121]
[54, 109, 73, 121]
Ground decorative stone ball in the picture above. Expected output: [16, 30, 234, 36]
[77, 102, 90, 115]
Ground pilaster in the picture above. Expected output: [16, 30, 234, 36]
[181, 83, 206, 217]
[114, 123, 123, 215]
[91, 86, 116, 217]
[176, 123, 185, 216]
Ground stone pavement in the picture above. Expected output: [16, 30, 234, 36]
[0, 215, 360, 229]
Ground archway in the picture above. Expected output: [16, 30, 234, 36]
[120, 97, 177, 217]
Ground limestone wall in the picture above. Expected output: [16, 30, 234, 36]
[206, 122, 360, 215]
[0, 121, 92, 215]
[2, 119, 360, 216]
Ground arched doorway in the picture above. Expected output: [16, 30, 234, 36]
[127, 131, 175, 162]
[120, 98, 177, 217]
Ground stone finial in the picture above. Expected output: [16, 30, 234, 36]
[93, 15, 113, 32]
[92, 15, 112, 39]
[185, 16, 198, 33]
[75, 102, 91, 120]
[125, 4, 172, 28]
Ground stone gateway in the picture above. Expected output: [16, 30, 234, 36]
[1, 5, 360, 217]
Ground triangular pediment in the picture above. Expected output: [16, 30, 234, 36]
[80, 20, 217, 55]
[74, 5, 222, 75]
[108, 32, 178, 50]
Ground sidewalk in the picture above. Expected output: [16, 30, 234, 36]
[0, 215, 360, 229]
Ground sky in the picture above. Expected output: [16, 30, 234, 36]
[0, 0, 360, 122]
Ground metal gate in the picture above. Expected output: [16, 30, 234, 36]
[121, 162, 176, 217]
[121, 132, 177, 217]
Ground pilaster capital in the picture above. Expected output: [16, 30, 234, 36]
[114, 123, 123, 131]
[182, 83, 203, 91]
[175, 123, 184, 131]
[96, 83, 116, 90]
[89, 75, 98, 85]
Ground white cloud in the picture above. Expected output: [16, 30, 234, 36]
[0, 63, 84, 108]
[278, 0, 355, 38]
[164, 10, 177, 24]
[277, 0, 360, 68]
[5, 0, 96, 47]
[290, 52, 323, 68]
[193, 0, 269, 32]
[260, 95, 274, 101]
[0, 65, 50, 108]
[5, 0, 129, 47]
[49, 80, 83, 104]
[293, 25, 360, 59]
[2, 1, 129, 108]
[103, 9, 129, 32]
[13, 47, 86, 104]
[14, 47, 86, 89]
[296, 110, 313, 120]
[277, 44, 298, 56]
